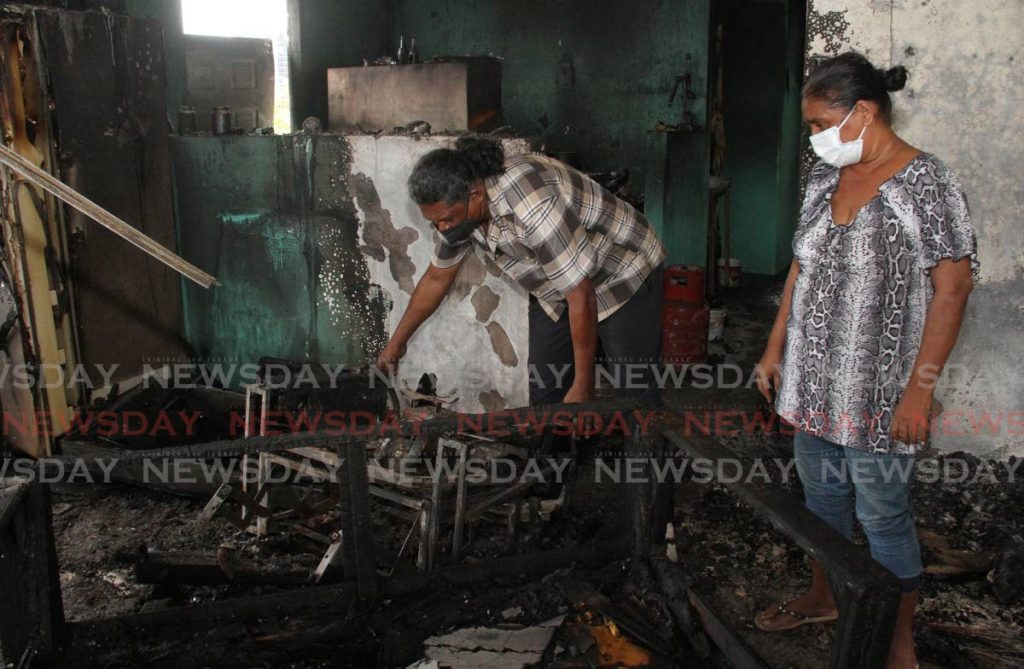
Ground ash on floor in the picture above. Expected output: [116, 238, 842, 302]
[44, 276, 1024, 668]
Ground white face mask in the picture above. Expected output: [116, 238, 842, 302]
[809, 107, 867, 167]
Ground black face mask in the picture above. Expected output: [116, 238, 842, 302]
[439, 215, 484, 247]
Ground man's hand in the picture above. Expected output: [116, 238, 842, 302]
[376, 340, 407, 374]
[562, 382, 593, 404]
[754, 349, 783, 403]
[376, 262, 464, 375]
[890, 387, 932, 444]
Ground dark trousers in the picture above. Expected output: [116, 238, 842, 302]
[528, 266, 663, 407]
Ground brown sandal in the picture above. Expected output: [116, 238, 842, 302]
[754, 599, 839, 632]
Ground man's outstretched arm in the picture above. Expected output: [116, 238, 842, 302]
[376, 261, 463, 370]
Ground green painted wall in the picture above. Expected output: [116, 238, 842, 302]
[169, 135, 388, 374]
[718, 0, 804, 275]
[775, 0, 805, 273]
[388, 0, 711, 264]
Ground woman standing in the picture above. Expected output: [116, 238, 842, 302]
[753, 52, 977, 669]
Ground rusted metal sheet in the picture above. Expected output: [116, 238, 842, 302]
[327, 59, 502, 133]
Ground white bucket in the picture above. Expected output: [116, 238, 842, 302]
[708, 307, 727, 342]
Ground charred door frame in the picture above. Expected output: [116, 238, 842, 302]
[0, 7, 81, 457]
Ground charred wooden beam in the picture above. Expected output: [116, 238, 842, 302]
[0, 479, 64, 666]
[661, 426, 901, 669]
[62, 538, 627, 668]
[337, 439, 377, 602]
[649, 557, 713, 660]
[686, 587, 770, 669]
[628, 417, 672, 561]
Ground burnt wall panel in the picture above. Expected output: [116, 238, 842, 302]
[34, 8, 187, 379]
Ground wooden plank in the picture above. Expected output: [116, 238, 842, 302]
[0, 480, 64, 665]
[0, 143, 216, 288]
[336, 441, 377, 602]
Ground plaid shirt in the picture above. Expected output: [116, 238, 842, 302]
[432, 154, 666, 321]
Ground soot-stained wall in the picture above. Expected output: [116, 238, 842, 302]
[806, 0, 1024, 456]
[171, 134, 388, 369]
[348, 135, 534, 413]
[288, 0, 388, 127]
[170, 133, 532, 412]
[123, 0, 186, 118]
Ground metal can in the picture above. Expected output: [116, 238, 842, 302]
[177, 106, 197, 134]
[212, 106, 232, 135]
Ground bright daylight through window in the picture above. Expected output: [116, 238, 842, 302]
[181, 0, 291, 133]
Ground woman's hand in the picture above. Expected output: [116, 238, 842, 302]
[755, 260, 799, 406]
[890, 387, 932, 444]
[890, 257, 972, 445]
[755, 349, 783, 403]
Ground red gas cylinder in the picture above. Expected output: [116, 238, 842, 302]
[664, 264, 705, 303]
[661, 266, 709, 367]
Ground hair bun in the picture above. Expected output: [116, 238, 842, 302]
[881, 65, 909, 92]
[454, 135, 506, 179]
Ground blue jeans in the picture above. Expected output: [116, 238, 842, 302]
[794, 431, 922, 592]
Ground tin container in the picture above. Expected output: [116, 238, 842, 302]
[212, 106, 232, 135]
[177, 106, 197, 134]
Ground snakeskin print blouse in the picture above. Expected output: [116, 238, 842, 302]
[775, 153, 978, 454]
